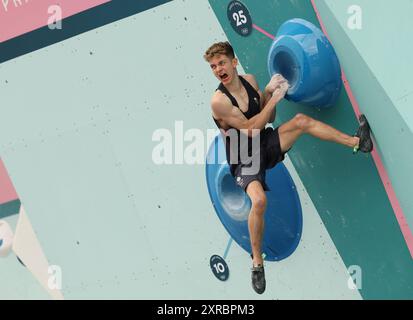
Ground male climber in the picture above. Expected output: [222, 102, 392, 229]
[204, 41, 372, 294]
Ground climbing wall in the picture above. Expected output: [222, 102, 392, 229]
[208, 0, 413, 299]
[1, 0, 410, 299]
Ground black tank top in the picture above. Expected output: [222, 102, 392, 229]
[212, 76, 263, 175]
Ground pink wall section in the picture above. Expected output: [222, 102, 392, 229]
[0, 0, 111, 43]
[0, 159, 18, 205]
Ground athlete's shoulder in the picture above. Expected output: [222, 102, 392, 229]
[241, 74, 260, 91]
[211, 90, 231, 107]
[211, 90, 232, 118]
[241, 74, 256, 81]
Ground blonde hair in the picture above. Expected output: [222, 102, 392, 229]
[204, 41, 235, 61]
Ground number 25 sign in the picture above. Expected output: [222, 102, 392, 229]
[227, 1, 252, 37]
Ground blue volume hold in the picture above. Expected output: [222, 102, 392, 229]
[205, 135, 303, 261]
[267, 18, 342, 108]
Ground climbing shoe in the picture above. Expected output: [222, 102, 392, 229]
[251, 264, 266, 294]
[353, 114, 373, 154]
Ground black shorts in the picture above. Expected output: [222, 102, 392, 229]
[233, 127, 288, 192]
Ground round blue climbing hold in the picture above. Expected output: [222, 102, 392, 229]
[267, 18, 342, 108]
[205, 135, 303, 261]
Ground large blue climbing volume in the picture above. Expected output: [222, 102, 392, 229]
[267, 18, 342, 108]
[205, 135, 303, 261]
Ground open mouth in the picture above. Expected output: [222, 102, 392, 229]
[219, 73, 229, 81]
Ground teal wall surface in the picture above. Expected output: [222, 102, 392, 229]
[314, 0, 413, 245]
[208, 0, 413, 299]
